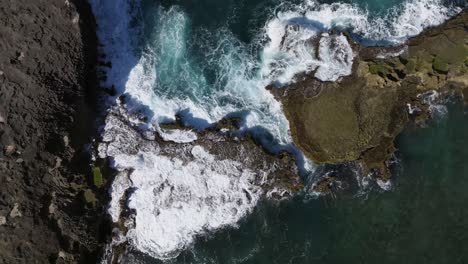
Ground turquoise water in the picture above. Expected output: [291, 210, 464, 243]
[92, 0, 468, 262]
[133, 0, 463, 142]
[128, 102, 468, 264]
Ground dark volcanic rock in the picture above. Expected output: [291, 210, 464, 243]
[0, 0, 104, 263]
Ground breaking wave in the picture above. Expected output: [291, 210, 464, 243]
[117, 147, 261, 260]
[90, 0, 462, 260]
[92, 0, 460, 143]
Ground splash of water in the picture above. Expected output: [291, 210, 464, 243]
[90, 0, 461, 260]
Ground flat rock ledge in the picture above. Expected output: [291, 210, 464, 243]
[269, 11, 468, 183]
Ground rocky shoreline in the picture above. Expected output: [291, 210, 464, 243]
[94, 101, 305, 261]
[270, 11, 468, 188]
[0, 0, 107, 262]
[0, 1, 466, 262]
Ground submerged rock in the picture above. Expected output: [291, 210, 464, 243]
[272, 11, 468, 181]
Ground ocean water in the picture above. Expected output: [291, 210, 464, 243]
[90, 0, 466, 262]
[93, 0, 460, 144]
[122, 102, 468, 264]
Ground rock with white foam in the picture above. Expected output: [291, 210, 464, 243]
[117, 146, 261, 259]
[108, 171, 131, 223]
[315, 33, 354, 81]
[159, 128, 197, 143]
[97, 108, 301, 260]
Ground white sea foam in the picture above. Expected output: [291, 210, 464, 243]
[407, 103, 420, 115]
[418, 90, 449, 117]
[376, 47, 407, 59]
[107, 171, 131, 223]
[260, 5, 358, 83]
[260, 0, 459, 83]
[90, 0, 461, 260]
[113, 146, 262, 259]
[377, 179, 393, 191]
[92, 0, 460, 145]
[139, 7, 292, 143]
[158, 128, 198, 143]
[315, 33, 354, 81]
[98, 113, 264, 259]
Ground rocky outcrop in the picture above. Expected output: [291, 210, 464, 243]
[271, 12, 468, 182]
[0, 0, 105, 262]
[98, 105, 303, 200]
[95, 104, 303, 261]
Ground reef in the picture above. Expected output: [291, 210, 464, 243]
[270, 11, 468, 182]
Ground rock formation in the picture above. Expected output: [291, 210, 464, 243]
[0, 0, 105, 262]
[270, 12, 468, 182]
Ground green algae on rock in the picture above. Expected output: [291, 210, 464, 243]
[83, 189, 97, 206]
[272, 12, 468, 181]
[92, 166, 104, 187]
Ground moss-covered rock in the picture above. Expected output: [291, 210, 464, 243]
[83, 189, 97, 206]
[369, 63, 389, 76]
[274, 11, 468, 180]
[405, 59, 416, 73]
[92, 167, 103, 187]
[433, 57, 449, 73]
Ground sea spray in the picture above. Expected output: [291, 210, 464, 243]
[90, 0, 462, 261]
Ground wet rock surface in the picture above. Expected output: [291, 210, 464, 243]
[272, 11, 468, 183]
[99, 106, 303, 201]
[0, 0, 105, 262]
[0, 1, 466, 262]
[96, 105, 304, 261]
